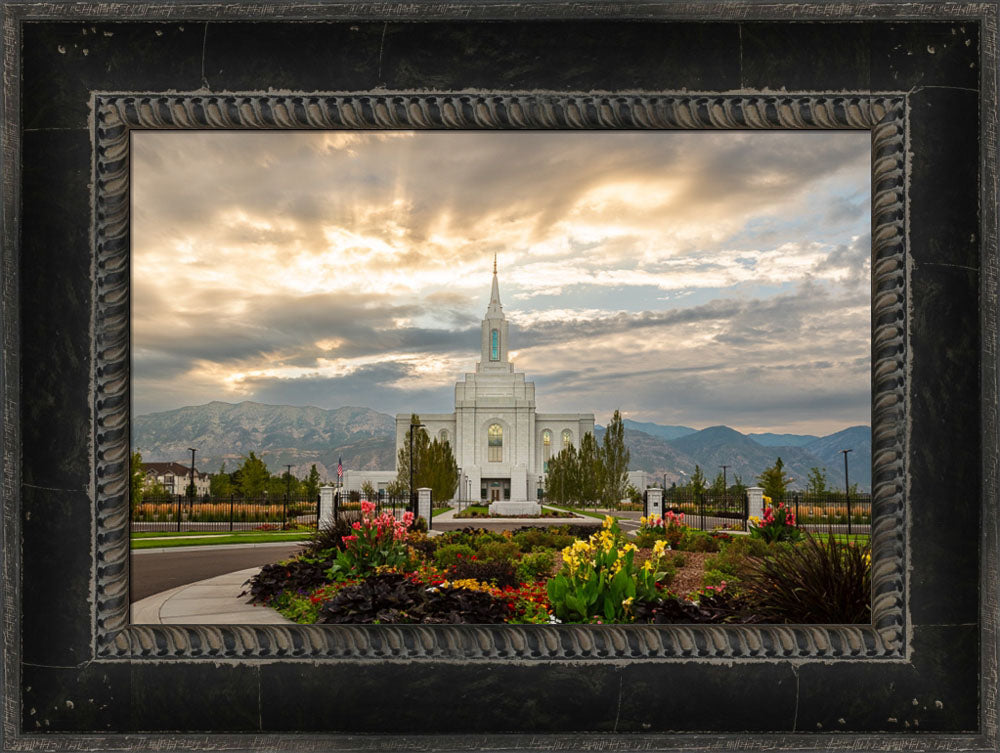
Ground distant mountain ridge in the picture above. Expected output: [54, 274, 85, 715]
[134, 401, 871, 490]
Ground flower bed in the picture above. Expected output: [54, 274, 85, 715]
[244, 505, 871, 625]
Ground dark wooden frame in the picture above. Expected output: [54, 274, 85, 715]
[2, 2, 997, 749]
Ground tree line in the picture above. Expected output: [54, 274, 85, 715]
[129, 449, 323, 508]
[543, 410, 631, 507]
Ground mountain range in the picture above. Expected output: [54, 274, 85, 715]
[133, 402, 871, 491]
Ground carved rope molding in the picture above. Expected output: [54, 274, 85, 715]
[92, 93, 907, 660]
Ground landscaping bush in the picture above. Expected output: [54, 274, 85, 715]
[547, 517, 671, 623]
[738, 533, 871, 623]
[448, 557, 520, 588]
[637, 511, 687, 549]
[678, 529, 721, 552]
[434, 543, 476, 568]
[510, 524, 598, 540]
[241, 556, 335, 605]
[702, 536, 771, 584]
[317, 573, 512, 624]
[327, 502, 414, 579]
[302, 510, 362, 556]
[475, 540, 523, 564]
[748, 499, 803, 543]
[406, 532, 438, 559]
[512, 528, 575, 552]
[435, 528, 506, 549]
[668, 551, 688, 569]
[516, 550, 557, 582]
[632, 591, 762, 624]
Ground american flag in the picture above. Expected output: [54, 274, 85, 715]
[337, 457, 343, 480]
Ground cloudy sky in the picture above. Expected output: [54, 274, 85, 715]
[132, 129, 871, 435]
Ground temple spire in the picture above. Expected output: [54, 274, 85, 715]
[488, 255, 502, 312]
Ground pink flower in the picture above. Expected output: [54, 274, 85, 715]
[352, 521, 361, 530]
[402, 511, 414, 526]
[360, 500, 376, 515]
[343, 534, 358, 543]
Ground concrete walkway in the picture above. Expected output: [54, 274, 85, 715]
[130, 566, 293, 625]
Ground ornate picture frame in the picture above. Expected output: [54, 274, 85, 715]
[3, 2, 997, 749]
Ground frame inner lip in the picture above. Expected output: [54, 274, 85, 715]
[95, 92, 907, 661]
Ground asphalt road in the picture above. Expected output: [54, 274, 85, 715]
[130, 543, 306, 601]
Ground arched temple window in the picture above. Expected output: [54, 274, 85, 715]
[542, 430, 552, 472]
[562, 429, 573, 451]
[439, 429, 449, 444]
[488, 424, 503, 462]
[490, 329, 500, 361]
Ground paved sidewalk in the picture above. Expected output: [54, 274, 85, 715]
[130, 566, 293, 625]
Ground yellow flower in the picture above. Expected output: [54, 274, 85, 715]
[749, 515, 761, 525]
[602, 515, 615, 529]
[652, 540, 667, 557]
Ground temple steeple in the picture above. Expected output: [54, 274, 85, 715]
[479, 255, 509, 370]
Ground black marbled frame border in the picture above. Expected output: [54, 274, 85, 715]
[91, 93, 907, 661]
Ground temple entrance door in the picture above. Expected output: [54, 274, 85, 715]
[490, 488, 500, 502]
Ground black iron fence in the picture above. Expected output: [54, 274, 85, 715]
[662, 489, 750, 532]
[131, 494, 320, 533]
[773, 491, 873, 537]
[652, 489, 873, 536]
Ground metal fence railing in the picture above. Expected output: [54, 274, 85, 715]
[131, 494, 320, 533]
[775, 491, 873, 537]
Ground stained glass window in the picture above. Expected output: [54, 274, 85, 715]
[490, 329, 499, 360]
[562, 429, 572, 450]
[543, 430, 552, 472]
[488, 424, 502, 462]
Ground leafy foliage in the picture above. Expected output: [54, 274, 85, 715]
[758, 456, 792, 499]
[318, 573, 512, 624]
[241, 556, 336, 605]
[237, 451, 270, 497]
[434, 543, 476, 568]
[738, 533, 872, 623]
[447, 557, 521, 589]
[475, 540, 522, 564]
[632, 592, 763, 624]
[516, 550, 557, 581]
[600, 409, 630, 506]
[394, 414, 459, 502]
[302, 509, 362, 556]
[129, 450, 145, 513]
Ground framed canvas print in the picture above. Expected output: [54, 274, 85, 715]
[1, 1, 997, 750]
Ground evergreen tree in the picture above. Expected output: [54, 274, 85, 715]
[600, 409, 631, 507]
[546, 445, 579, 505]
[730, 473, 747, 499]
[361, 481, 377, 502]
[238, 451, 270, 498]
[129, 450, 145, 513]
[806, 466, 829, 496]
[395, 414, 431, 495]
[758, 456, 791, 499]
[577, 432, 602, 506]
[210, 462, 231, 498]
[710, 470, 727, 497]
[690, 464, 707, 496]
[303, 464, 321, 499]
[422, 438, 460, 503]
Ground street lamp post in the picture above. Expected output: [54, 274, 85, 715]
[841, 449, 853, 537]
[187, 447, 197, 509]
[408, 422, 425, 514]
[719, 464, 730, 507]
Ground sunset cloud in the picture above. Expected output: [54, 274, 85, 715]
[132, 130, 871, 434]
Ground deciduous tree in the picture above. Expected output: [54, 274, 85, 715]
[600, 410, 631, 507]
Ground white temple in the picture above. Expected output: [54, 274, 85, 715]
[399, 257, 594, 515]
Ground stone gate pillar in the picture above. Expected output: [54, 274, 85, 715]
[747, 486, 764, 522]
[417, 487, 432, 529]
[319, 484, 336, 530]
[645, 487, 663, 518]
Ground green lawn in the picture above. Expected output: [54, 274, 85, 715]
[130, 530, 313, 549]
[431, 507, 453, 517]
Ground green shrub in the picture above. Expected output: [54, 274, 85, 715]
[633, 530, 664, 549]
[435, 528, 506, 550]
[476, 541, 523, 564]
[516, 550, 556, 581]
[679, 530, 720, 553]
[738, 534, 872, 623]
[668, 551, 688, 569]
[513, 528, 575, 552]
[704, 536, 768, 580]
[702, 568, 730, 588]
[434, 543, 476, 568]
